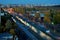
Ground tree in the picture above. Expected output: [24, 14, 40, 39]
[4, 20, 12, 32]
[50, 9, 54, 22]
[50, 9, 57, 24]
[53, 12, 60, 24]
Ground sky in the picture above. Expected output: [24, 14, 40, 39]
[0, 0, 60, 6]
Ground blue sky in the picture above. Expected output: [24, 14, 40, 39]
[0, 0, 60, 6]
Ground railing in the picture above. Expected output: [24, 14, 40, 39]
[11, 16, 38, 40]
[12, 16, 45, 40]
[14, 14, 60, 40]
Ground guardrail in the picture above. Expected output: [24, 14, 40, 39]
[14, 16, 45, 40]
[11, 17, 38, 40]
[15, 14, 60, 40]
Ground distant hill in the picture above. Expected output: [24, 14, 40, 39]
[49, 5, 60, 10]
[34, 5, 60, 10]
[52, 5, 60, 7]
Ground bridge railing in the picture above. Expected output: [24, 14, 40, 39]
[11, 16, 38, 40]
[14, 14, 60, 40]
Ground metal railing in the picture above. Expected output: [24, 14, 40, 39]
[14, 14, 60, 40]
[11, 16, 38, 40]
